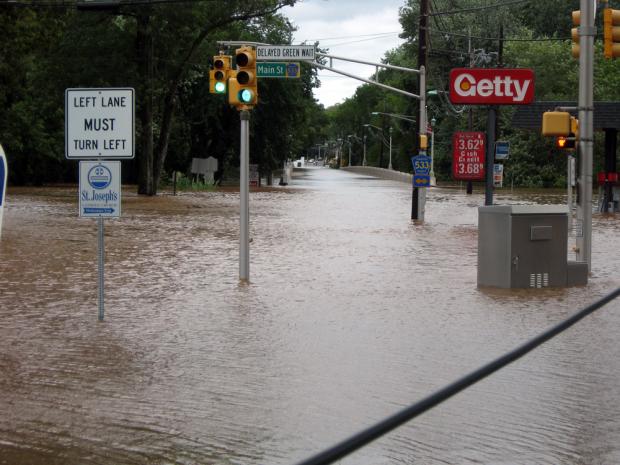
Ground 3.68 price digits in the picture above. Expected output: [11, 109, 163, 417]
[456, 162, 483, 175]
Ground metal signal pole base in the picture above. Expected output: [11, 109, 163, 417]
[239, 110, 250, 282]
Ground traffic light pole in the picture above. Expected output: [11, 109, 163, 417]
[485, 106, 496, 206]
[412, 0, 428, 221]
[577, 0, 595, 271]
[240, 110, 250, 282]
[413, 66, 427, 221]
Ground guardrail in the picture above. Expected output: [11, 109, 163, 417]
[342, 166, 413, 184]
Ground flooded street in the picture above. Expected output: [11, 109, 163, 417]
[1, 167, 619, 465]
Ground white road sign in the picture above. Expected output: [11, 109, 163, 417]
[66, 88, 134, 159]
[256, 45, 315, 61]
[79, 160, 121, 217]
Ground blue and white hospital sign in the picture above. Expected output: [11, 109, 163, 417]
[0, 144, 7, 238]
[79, 161, 121, 218]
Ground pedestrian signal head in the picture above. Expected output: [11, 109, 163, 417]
[556, 136, 575, 150]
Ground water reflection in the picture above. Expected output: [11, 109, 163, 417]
[0, 170, 619, 464]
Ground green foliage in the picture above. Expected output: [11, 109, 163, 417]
[2, 0, 619, 190]
[322, 0, 619, 187]
[0, 0, 321, 189]
[164, 172, 218, 192]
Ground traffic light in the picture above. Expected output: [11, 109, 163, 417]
[570, 115, 579, 139]
[556, 136, 575, 150]
[571, 10, 580, 58]
[229, 46, 257, 109]
[419, 134, 428, 150]
[555, 116, 578, 150]
[209, 55, 231, 94]
[542, 111, 570, 136]
[604, 8, 620, 59]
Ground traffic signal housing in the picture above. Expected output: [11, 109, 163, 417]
[572, 10, 580, 58]
[229, 46, 257, 109]
[543, 111, 578, 150]
[419, 134, 428, 150]
[604, 8, 620, 59]
[209, 55, 231, 94]
[542, 111, 571, 136]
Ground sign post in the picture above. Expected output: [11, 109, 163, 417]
[0, 144, 7, 239]
[79, 160, 121, 321]
[66, 88, 134, 321]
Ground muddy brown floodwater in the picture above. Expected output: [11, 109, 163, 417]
[0, 167, 619, 465]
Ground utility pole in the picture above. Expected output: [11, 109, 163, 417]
[466, 29, 473, 194]
[412, 0, 429, 220]
[577, 0, 595, 270]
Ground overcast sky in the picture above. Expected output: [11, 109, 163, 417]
[282, 0, 407, 108]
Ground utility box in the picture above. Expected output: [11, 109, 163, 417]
[477, 205, 587, 288]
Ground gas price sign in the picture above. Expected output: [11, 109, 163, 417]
[452, 131, 485, 181]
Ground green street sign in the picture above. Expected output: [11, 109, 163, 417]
[256, 62, 301, 79]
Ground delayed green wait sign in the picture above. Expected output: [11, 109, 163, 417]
[256, 62, 301, 78]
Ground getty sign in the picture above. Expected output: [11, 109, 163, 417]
[449, 68, 535, 105]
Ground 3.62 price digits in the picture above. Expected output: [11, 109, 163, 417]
[457, 138, 482, 151]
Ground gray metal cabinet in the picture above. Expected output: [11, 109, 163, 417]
[477, 205, 570, 288]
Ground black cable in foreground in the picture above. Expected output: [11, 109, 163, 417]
[294, 287, 620, 465]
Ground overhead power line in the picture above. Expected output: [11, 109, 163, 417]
[325, 34, 403, 48]
[429, 0, 530, 16]
[428, 27, 572, 42]
[0, 0, 212, 7]
[302, 31, 401, 42]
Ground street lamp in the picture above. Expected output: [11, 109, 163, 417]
[364, 124, 392, 170]
[347, 135, 353, 167]
[363, 124, 390, 146]
[388, 127, 393, 170]
[362, 134, 367, 166]
[430, 117, 436, 185]
[336, 138, 343, 167]
[371, 111, 416, 123]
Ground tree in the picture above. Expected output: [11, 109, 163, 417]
[128, 0, 297, 195]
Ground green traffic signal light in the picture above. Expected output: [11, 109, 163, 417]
[215, 81, 226, 93]
[239, 89, 254, 103]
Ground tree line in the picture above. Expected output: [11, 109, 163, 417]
[0, 0, 328, 194]
[1, 0, 619, 193]
[325, 0, 620, 188]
